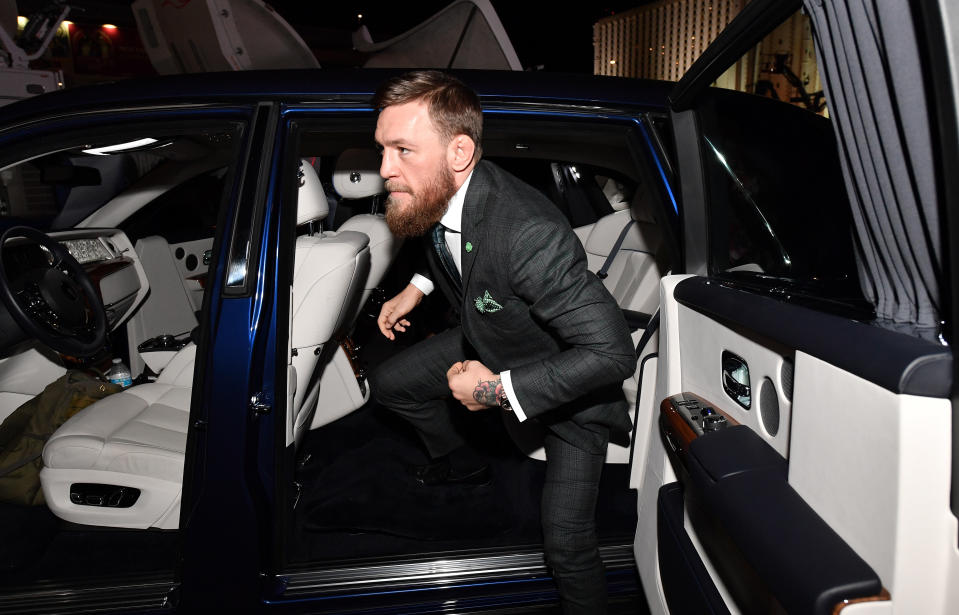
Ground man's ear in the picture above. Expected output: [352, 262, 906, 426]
[448, 134, 476, 172]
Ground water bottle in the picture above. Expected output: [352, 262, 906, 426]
[105, 357, 132, 388]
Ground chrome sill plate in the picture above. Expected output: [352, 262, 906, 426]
[281, 544, 635, 598]
[0, 574, 174, 614]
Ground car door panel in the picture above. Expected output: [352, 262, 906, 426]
[673, 301, 793, 456]
[683, 422, 880, 615]
[787, 353, 953, 611]
[637, 274, 957, 614]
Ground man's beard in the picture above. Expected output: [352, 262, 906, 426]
[384, 166, 457, 238]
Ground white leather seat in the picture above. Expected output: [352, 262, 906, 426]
[573, 207, 664, 315]
[126, 235, 199, 377]
[39, 160, 370, 529]
[39, 344, 196, 529]
[333, 148, 402, 311]
[300, 149, 401, 433]
[290, 158, 370, 446]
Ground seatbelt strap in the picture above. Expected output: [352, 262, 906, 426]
[635, 308, 660, 357]
[597, 218, 635, 279]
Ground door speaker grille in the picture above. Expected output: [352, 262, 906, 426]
[759, 377, 780, 437]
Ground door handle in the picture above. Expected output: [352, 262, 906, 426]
[722, 351, 751, 408]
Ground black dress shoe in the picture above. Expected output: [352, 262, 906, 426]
[412, 457, 491, 486]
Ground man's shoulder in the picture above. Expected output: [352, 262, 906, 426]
[476, 160, 565, 226]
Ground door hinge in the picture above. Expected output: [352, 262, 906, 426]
[250, 392, 272, 416]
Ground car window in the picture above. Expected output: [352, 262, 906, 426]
[0, 127, 239, 233]
[121, 166, 228, 243]
[699, 8, 870, 317]
[0, 152, 146, 230]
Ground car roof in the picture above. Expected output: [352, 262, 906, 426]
[0, 69, 674, 125]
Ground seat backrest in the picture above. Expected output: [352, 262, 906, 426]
[127, 235, 199, 377]
[333, 148, 402, 310]
[574, 182, 667, 315]
[290, 159, 370, 447]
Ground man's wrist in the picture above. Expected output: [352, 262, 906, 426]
[472, 376, 504, 408]
[496, 384, 512, 412]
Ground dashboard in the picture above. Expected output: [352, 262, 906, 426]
[0, 228, 149, 341]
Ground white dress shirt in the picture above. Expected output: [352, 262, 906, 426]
[407, 171, 529, 421]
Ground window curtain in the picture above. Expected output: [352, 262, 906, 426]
[804, 0, 941, 327]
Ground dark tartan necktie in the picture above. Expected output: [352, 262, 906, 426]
[430, 223, 462, 296]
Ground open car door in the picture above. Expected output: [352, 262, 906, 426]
[632, 1, 959, 613]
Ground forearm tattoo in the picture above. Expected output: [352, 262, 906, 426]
[473, 378, 503, 407]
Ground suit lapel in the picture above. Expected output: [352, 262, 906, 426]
[460, 162, 491, 299]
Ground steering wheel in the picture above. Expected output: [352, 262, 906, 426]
[0, 226, 108, 357]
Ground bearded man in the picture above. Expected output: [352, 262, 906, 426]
[370, 70, 636, 615]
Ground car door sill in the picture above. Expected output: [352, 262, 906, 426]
[279, 543, 636, 598]
[0, 572, 175, 613]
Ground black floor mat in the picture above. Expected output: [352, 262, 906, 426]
[293, 399, 637, 562]
[0, 502, 177, 587]
[0, 502, 59, 580]
[302, 435, 518, 540]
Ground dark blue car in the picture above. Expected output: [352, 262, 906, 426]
[0, 0, 957, 613]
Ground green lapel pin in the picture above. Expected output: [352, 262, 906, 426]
[465, 241, 473, 253]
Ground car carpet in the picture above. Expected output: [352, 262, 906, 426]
[301, 435, 525, 540]
[0, 501, 59, 582]
[0, 501, 177, 586]
[297, 400, 541, 542]
[295, 402, 636, 554]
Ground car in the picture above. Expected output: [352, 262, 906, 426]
[0, 65, 674, 613]
[0, 0, 956, 613]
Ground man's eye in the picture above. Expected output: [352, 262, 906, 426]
[399, 147, 410, 155]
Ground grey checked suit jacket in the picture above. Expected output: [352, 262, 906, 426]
[423, 160, 636, 454]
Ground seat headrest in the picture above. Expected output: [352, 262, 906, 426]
[297, 159, 329, 226]
[333, 148, 386, 200]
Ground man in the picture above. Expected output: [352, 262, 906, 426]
[371, 70, 636, 615]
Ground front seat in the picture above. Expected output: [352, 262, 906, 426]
[39, 344, 196, 529]
[38, 160, 370, 529]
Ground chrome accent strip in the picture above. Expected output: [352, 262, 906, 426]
[0, 575, 174, 614]
[281, 544, 635, 598]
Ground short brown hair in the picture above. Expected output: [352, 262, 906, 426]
[373, 70, 483, 155]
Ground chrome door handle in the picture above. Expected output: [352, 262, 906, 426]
[722, 351, 751, 408]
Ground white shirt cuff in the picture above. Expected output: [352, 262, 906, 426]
[500, 370, 528, 421]
[409, 274, 434, 296]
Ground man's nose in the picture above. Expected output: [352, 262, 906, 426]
[380, 152, 394, 179]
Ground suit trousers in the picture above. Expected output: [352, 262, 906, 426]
[371, 327, 609, 613]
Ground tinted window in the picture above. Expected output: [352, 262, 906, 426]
[0, 128, 238, 233]
[700, 88, 869, 314]
[122, 166, 227, 243]
[0, 153, 146, 230]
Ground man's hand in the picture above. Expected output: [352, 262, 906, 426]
[447, 359, 501, 411]
[377, 283, 425, 340]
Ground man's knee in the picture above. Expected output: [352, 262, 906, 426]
[542, 516, 600, 572]
[369, 360, 404, 408]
